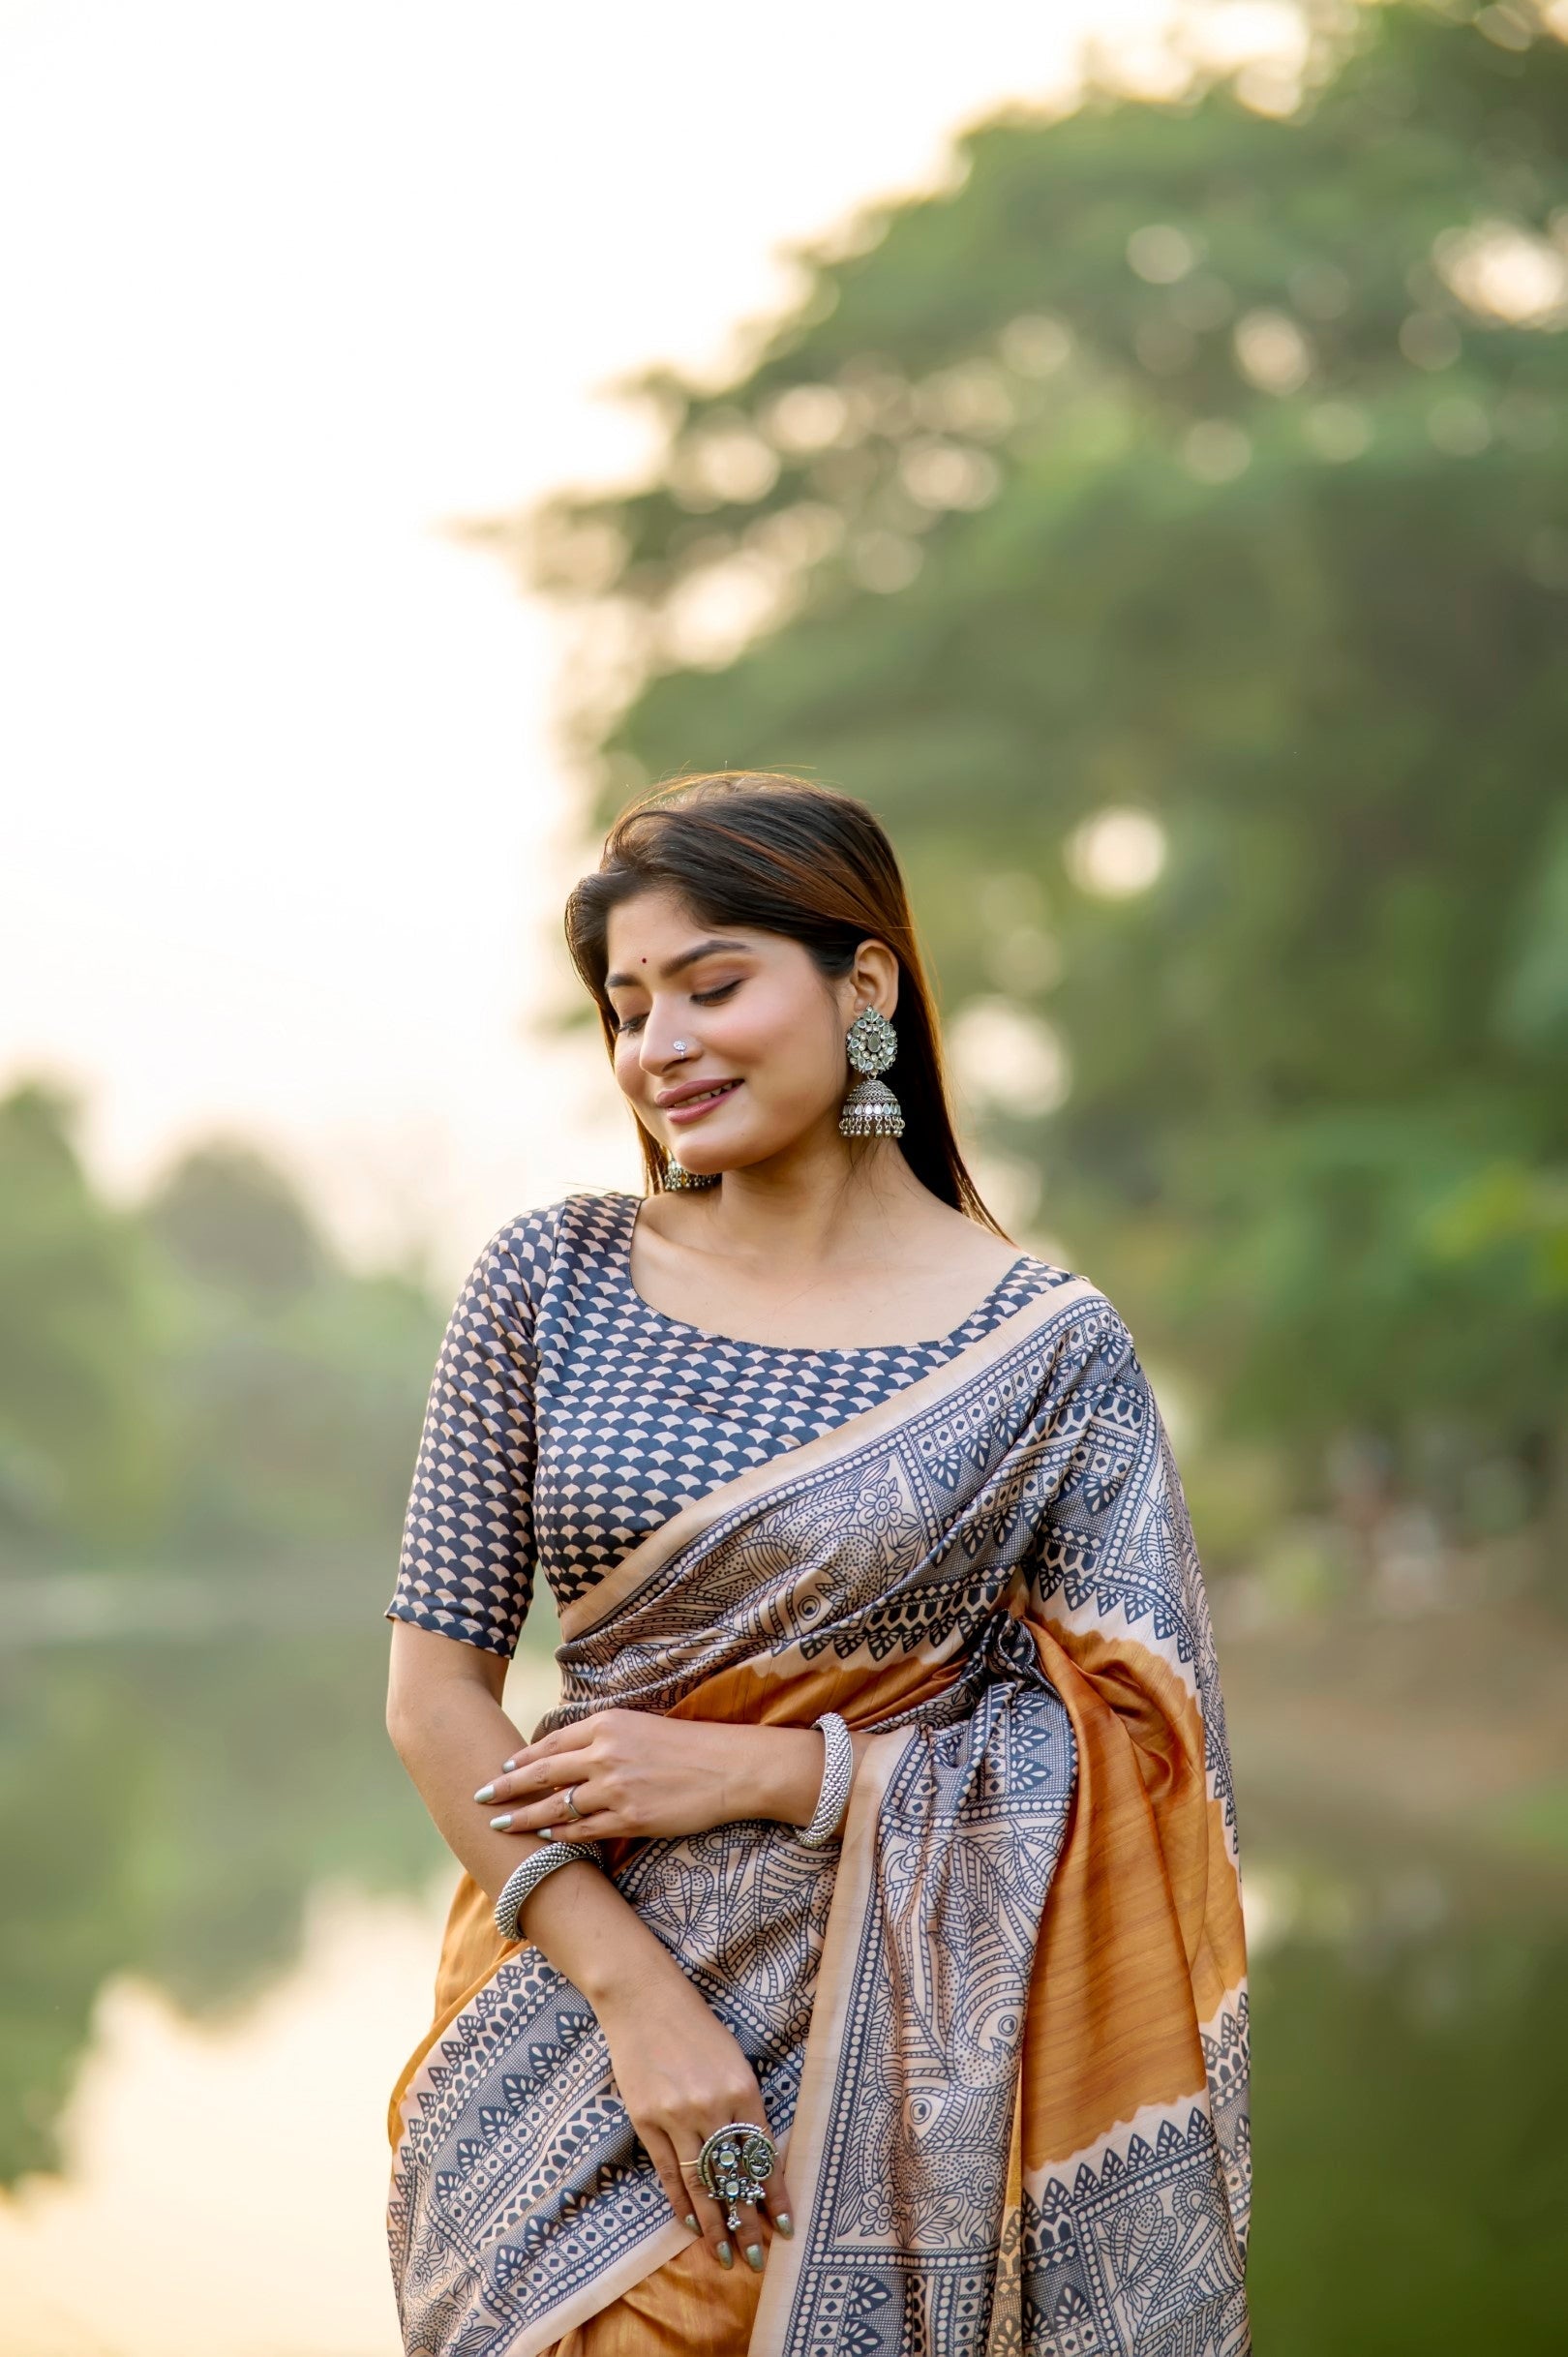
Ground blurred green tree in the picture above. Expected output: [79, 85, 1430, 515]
[141, 1142, 441, 1565]
[496, 0, 1568, 1560]
[0, 1080, 170, 1549]
[0, 1076, 443, 1571]
[0, 1087, 454, 2177]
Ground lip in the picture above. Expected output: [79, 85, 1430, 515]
[661, 1077, 743, 1127]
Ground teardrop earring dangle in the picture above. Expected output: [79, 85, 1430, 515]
[838, 1005, 905, 1139]
[663, 1156, 719, 1191]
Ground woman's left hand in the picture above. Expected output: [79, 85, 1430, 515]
[475, 1709, 829, 1843]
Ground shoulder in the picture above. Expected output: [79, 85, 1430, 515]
[461, 1188, 638, 1305]
[1003, 1253, 1141, 1372]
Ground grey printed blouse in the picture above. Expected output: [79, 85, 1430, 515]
[385, 1189, 1064, 1654]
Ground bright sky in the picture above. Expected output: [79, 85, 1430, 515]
[0, 0, 1197, 1279]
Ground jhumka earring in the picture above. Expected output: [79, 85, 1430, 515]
[838, 1005, 905, 1139]
[663, 1156, 719, 1190]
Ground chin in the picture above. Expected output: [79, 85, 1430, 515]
[664, 1129, 745, 1175]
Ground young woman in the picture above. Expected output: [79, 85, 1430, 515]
[382, 772, 1251, 2357]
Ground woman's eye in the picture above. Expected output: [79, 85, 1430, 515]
[612, 978, 739, 1034]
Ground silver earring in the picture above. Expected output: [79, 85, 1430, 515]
[839, 1005, 905, 1139]
[663, 1155, 719, 1190]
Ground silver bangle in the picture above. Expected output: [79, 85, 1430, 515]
[794, 1711, 854, 1849]
[494, 1841, 601, 1942]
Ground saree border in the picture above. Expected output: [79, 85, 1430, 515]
[746, 1718, 917, 2348]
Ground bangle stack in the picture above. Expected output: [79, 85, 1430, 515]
[494, 1841, 602, 1942]
[793, 1712, 855, 1849]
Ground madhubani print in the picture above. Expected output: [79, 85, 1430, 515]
[1017, 2102, 1249, 2357]
[1034, 1379, 1238, 1843]
[1023, 1328, 1252, 2265]
[387, 1820, 834, 2356]
[541, 1286, 1116, 1735]
[782, 1680, 1076, 2356]
[386, 1187, 1070, 1642]
[388, 1274, 1251, 2355]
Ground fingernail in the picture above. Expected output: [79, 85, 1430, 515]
[473, 1783, 496, 1802]
[773, 2212, 793, 2237]
[489, 1814, 513, 1829]
[683, 2213, 699, 2232]
[744, 2242, 764, 2272]
[716, 2241, 734, 2269]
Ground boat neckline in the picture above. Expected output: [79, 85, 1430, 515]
[613, 1191, 1039, 1358]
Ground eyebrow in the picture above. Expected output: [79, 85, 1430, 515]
[604, 937, 753, 991]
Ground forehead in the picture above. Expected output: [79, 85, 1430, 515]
[603, 891, 771, 979]
[603, 886, 708, 955]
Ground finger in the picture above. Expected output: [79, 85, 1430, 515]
[676, 2146, 740, 2272]
[492, 1786, 605, 1835]
[499, 1724, 591, 1773]
[761, 2161, 795, 2243]
[479, 1755, 592, 1806]
[490, 1800, 614, 1838]
[641, 2123, 702, 2239]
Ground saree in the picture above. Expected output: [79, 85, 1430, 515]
[386, 1273, 1251, 2355]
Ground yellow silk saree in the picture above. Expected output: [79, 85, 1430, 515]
[387, 1274, 1251, 2355]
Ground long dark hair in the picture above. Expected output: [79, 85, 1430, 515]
[563, 770, 1007, 1235]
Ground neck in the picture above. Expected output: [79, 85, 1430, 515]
[683, 1128, 932, 1273]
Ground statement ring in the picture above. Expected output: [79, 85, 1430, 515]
[563, 1785, 585, 1821]
[695, 2121, 776, 2233]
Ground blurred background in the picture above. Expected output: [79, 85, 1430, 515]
[3, 1, 1565, 2349]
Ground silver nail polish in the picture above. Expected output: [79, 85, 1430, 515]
[473, 1784, 495, 1802]
[773, 2211, 793, 2237]
[744, 2243, 764, 2272]
[489, 1813, 512, 1829]
[683, 2214, 699, 2232]
[716, 2241, 734, 2269]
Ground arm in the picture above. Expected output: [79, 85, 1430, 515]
[384, 1218, 794, 2271]
[385, 1621, 685, 2005]
[474, 1707, 874, 1845]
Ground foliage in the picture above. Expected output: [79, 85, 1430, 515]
[0, 1080, 170, 1547]
[506, 0, 1568, 1550]
[0, 1078, 444, 1570]
[0, 1082, 461, 2177]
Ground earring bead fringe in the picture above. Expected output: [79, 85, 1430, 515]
[664, 1158, 719, 1190]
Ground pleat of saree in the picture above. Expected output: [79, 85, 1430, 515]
[387, 1276, 1251, 2355]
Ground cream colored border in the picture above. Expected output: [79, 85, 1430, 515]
[747, 1720, 917, 2351]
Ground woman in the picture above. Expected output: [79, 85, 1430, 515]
[383, 771, 1251, 2357]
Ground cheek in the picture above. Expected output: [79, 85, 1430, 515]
[725, 994, 841, 1103]
[611, 1036, 648, 1097]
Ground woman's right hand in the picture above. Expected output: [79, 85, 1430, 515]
[594, 1961, 795, 2276]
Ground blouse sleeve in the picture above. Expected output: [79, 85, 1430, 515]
[383, 1206, 558, 1657]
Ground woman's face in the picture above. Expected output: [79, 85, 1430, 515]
[602, 888, 889, 1176]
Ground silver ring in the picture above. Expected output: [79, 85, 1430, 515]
[695, 2121, 776, 2231]
[563, 1784, 584, 1821]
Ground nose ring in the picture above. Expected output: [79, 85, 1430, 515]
[671, 1039, 692, 1057]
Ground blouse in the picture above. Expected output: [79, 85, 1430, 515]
[384, 1189, 1066, 1654]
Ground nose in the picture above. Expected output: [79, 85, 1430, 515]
[638, 1005, 693, 1076]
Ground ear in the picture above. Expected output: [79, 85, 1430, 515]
[842, 938, 899, 1024]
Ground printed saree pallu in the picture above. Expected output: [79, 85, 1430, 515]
[387, 1276, 1252, 2356]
